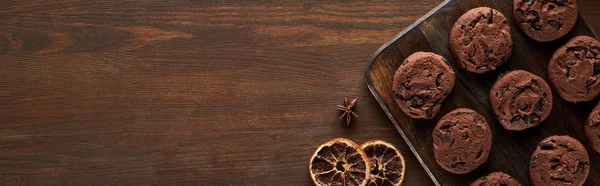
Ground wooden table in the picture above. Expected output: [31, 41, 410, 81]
[2, 1, 600, 185]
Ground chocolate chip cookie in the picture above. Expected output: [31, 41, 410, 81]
[548, 36, 600, 102]
[586, 101, 600, 154]
[392, 52, 456, 119]
[514, 0, 578, 42]
[471, 172, 521, 186]
[433, 108, 492, 174]
[490, 70, 553, 131]
[450, 7, 513, 73]
[529, 136, 589, 186]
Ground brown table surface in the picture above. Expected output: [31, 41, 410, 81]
[2, 1, 600, 185]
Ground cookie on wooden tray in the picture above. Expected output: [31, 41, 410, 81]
[471, 172, 521, 186]
[548, 35, 600, 103]
[513, 0, 578, 42]
[586, 101, 600, 154]
[392, 52, 456, 119]
[528, 135, 589, 186]
[490, 70, 553, 131]
[449, 7, 512, 73]
[433, 108, 492, 174]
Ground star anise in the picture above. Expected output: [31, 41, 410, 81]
[337, 96, 358, 126]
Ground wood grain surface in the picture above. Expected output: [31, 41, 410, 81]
[1, 0, 600, 185]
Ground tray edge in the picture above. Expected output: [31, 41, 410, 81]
[363, 1, 452, 186]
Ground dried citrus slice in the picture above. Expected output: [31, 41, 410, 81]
[309, 138, 371, 186]
[361, 140, 405, 186]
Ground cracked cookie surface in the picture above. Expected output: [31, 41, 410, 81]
[513, 0, 578, 42]
[433, 108, 491, 174]
[585, 101, 600, 154]
[450, 7, 512, 73]
[471, 172, 521, 186]
[490, 70, 553, 131]
[548, 36, 600, 102]
[529, 135, 589, 186]
[392, 52, 455, 119]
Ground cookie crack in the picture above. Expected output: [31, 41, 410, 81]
[550, 176, 574, 184]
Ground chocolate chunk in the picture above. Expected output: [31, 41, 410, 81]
[426, 107, 435, 118]
[558, 144, 576, 152]
[534, 99, 544, 113]
[586, 79, 596, 88]
[576, 161, 586, 174]
[434, 129, 451, 143]
[436, 73, 443, 86]
[527, 11, 539, 22]
[434, 129, 443, 139]
[525, 11, 543, 30]
[441, 121, 452, 129]
[528, 114, 540, 124]
[570, 46, 588, 55]
[432, 94, 442, 104]
[488, 9, 494, 24]
[411, 96, 423, 108]
[548, 20, 561, 30]
[554, 0, 568, 6]
[590, 47, 599, 56]
[550, 177, 573, 184]
[510, 115, 522, 123]
[530, 23, 543, 31]
[464, 38, 472, 46]
[401, 82, 411, 91]
[594, 63, 600, 76]
[475, 150, 483, 159]
[472, 16, 482, 27]
[589, 118, 600, 127]
[451, 161, 466, 168]
[541, 142, 554, 150]
[522, 114, 530, 124]
[465, 54, 473, 64]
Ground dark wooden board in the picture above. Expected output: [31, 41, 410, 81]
[365, 0, 600, 185]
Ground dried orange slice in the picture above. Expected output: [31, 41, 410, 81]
[309, 138, 371, 186]
[361, 140, 405, 186]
